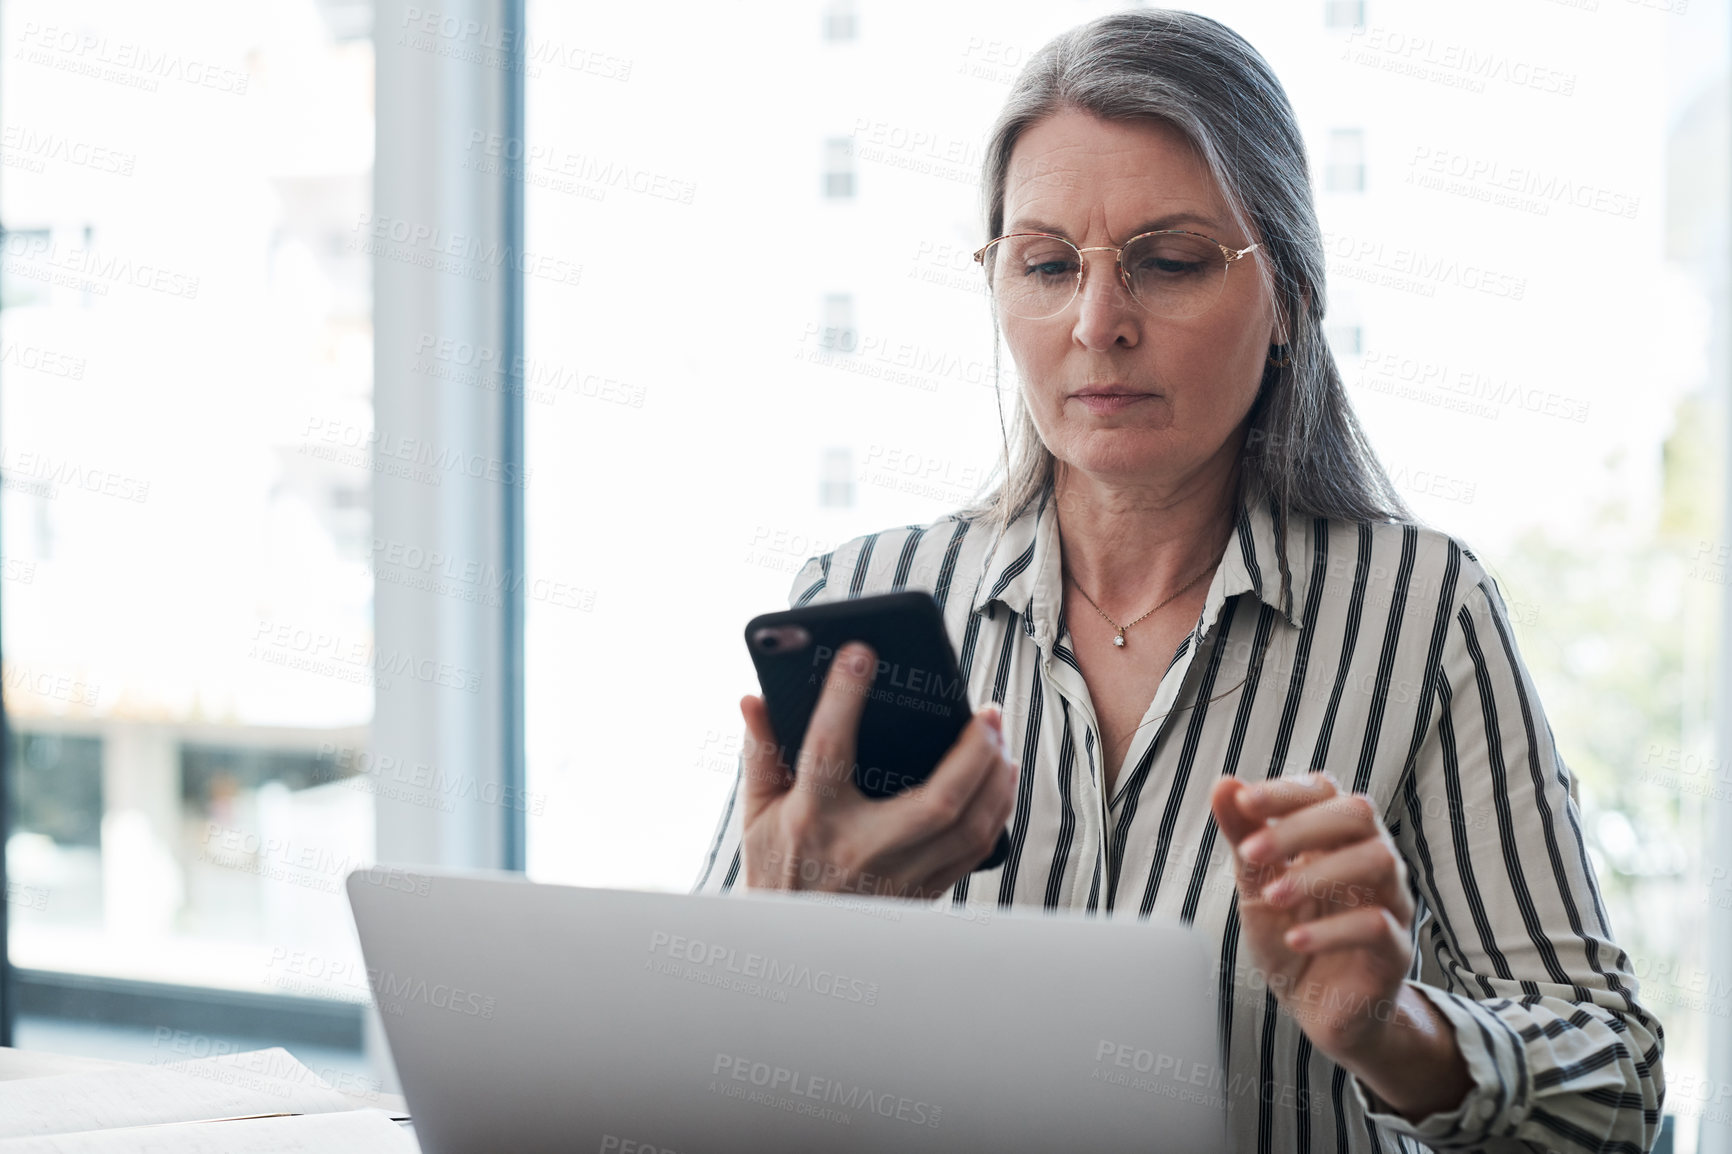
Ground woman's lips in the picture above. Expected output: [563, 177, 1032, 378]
[1072, 392, 1152, 415]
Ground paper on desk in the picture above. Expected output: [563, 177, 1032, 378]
[0, 1109, 417, 1153]
[0, 1048, 360, 1139]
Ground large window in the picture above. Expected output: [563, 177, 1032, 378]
[2, 0, 376, 1069]
[520, 3, 1728, 1148]
[4, 3, 1726, 1144]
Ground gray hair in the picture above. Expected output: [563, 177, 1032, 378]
[955, 8, 1416, 584]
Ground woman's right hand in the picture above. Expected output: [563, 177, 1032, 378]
[737, 640, 1019, 902]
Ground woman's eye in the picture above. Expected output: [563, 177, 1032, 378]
[1144, 258, 1202, 276]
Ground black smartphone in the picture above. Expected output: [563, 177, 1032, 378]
[744, 590, 1011, 874]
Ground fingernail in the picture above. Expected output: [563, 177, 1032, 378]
[1241, 831, 1271, 861]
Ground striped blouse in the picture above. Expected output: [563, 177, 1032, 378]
[694, 474, 1665, 1153]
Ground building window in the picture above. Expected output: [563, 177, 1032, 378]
[1324, 0, 1365, 29]
[12, 732, 104, 850]
[823, 137, 855, 199]
[0, 228, 55, 309]
[820, 293, 856, 353]
[822, 0, 857, 42]
[820, 447, 854, 508]
[1325, 128, 1365, 193]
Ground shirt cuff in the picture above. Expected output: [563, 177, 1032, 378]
[1348, 980, 1529, 1146]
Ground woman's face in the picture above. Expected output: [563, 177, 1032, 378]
[997, 108, 1281, 491]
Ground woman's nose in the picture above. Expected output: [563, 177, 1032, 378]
[1071, 254, 1138, 340]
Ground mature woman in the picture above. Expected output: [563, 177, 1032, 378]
[696, 10, 1663, 1152]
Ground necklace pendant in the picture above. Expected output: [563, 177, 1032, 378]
[1113, 630, 1126, 648]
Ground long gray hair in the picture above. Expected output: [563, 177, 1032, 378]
[955, 8, 1415, 574]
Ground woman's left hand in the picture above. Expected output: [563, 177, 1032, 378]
[1208, 772, 1415, 1065]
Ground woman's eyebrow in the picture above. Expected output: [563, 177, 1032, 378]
[1006, 210, 1223, 237]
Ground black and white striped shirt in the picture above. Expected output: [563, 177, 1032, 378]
[695, 474, 1665, 1153]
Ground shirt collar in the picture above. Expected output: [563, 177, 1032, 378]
[966, 473, 1311, 648]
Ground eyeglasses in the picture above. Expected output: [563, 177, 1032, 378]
[971, 230, 1261, 321]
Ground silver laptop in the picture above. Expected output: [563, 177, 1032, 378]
[345, 867, 1229, 1153]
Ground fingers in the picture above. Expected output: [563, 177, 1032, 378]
[1234, 772, 1340, 821]
[1209, 778, 1262, 845]
[885, 703, 1010, 844]
[793, 641, 879, 799]
[907, 723, 1019, 889]
[1260, 839, 1414, 925]
[1211, 778, 1287, 902]
[738, 694, 793, 818]
[1211, 773, 1344, 845]
[1239, 790, 1379, 866]
[1283, 904, 1406, 955]
[1213, 776, 1385, 910]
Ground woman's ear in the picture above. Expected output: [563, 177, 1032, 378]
[1284, 284, 1315, 346]
[1269, 287, 1309, 349]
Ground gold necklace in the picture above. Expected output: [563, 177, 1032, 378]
[1064, 557, 1220, 650]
